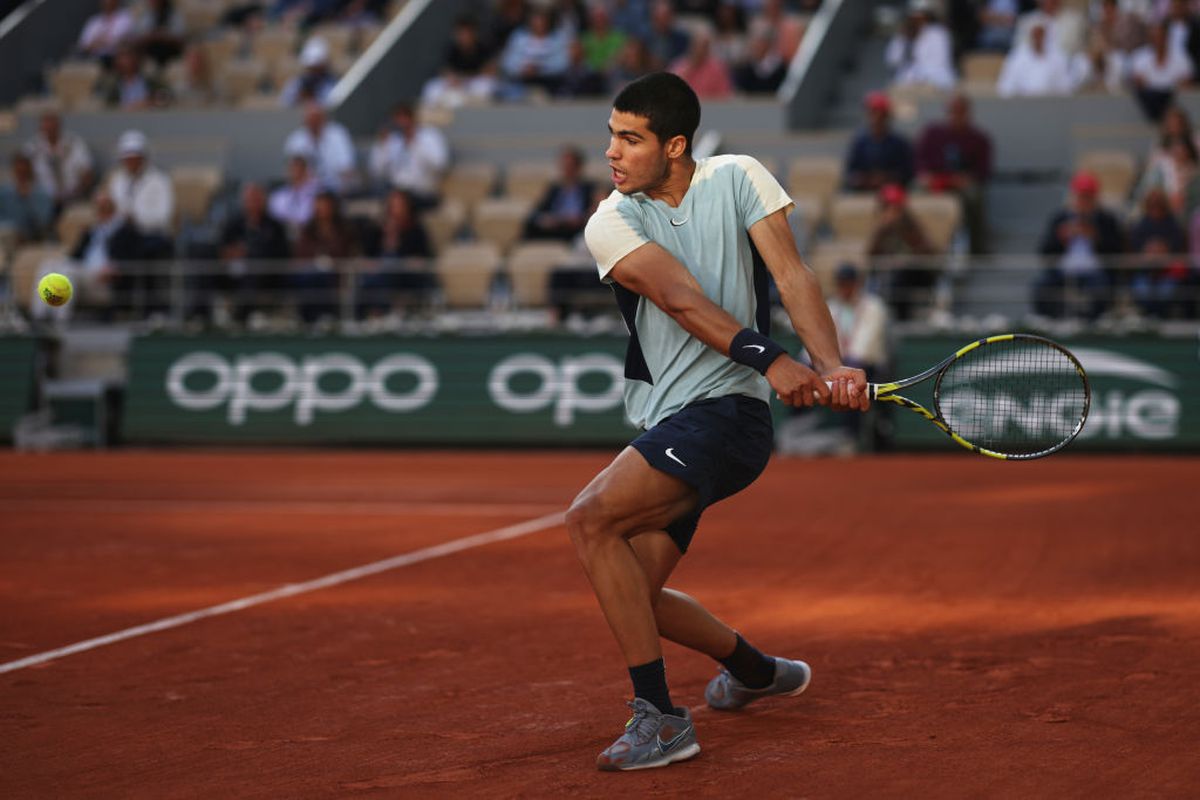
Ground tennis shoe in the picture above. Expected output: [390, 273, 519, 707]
[704, 657, 811, 711]
[596, 698, 700, 771]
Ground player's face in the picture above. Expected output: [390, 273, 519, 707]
[605, 110, 671, 195]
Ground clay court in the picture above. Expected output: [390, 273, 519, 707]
[2, 451, 1198, 798]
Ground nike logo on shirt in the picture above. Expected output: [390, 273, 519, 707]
[664, 448, 687, 467]
[669, 217, 688, 226]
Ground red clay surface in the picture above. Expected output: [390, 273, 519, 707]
[1, 451, 1198, 798]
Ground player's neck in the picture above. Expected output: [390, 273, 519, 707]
[644, 156, 696, 208]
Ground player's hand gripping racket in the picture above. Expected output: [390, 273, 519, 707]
[856, 334, 1090, 460]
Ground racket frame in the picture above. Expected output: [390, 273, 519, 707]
[867, 334, 1091, 460]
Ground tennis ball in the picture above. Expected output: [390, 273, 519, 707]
[38, 272, 73, 307]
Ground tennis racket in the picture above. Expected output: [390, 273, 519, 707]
[864, 334, 1090, 460]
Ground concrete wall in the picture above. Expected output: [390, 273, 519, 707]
[0, 0, 100, 106]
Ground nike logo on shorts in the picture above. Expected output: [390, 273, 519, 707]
[743, 344, 766, 354]
[664, 448, 687, 467]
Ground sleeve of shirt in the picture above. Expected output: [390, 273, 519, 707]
[138, 172, 175, 232]
[583, 196, 649, 283]
[331, 126, 357, 173]
[732, 155, 793, 230]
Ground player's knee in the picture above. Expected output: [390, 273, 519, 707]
[565, 493, 613, 552]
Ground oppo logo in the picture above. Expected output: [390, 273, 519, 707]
[487, 353, 625, 426]
[165, 351, 438, 425]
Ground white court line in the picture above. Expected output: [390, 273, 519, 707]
[2, 499, 562, 517]
[0, 511, 565, 676]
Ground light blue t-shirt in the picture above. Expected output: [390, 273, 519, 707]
[584, 154, 793, 429]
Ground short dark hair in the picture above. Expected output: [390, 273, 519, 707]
[613, 72, 701, 155]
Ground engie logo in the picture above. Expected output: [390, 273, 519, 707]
[1073, 348, 1181, 440]
[488, 353, 625, 426]
[166, 352, 438, 425]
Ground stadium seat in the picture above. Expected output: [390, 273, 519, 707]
[251, 28, 297, 73]
[907, 193, 962, 253]
[808, 239, 867, 294]
[345, 197, 383, 222]
[829, 193, 878, 240]
[10, 244, 66, 314]
[473, 197, 534, 254]
[310, 25, 355, 62]
[504, 161, 557, 204]
[201, 30, 242, 72]
[788, 156, 842, 222]
[56, 203, 95, 249]
[441, 162, 499, 212]
[790, 193, 823, 243]
[961, 53, 1006, 90]
[1076, 149, 1138, 205]
[421, 198, 467, 254]
[508, 241, 574, 307]
[217, 60, 265, 105]
[171, 165, 223, 228]
[435, 242, 501, 308]
[180, 0, 225, 37]
[50, 62, 102, 111]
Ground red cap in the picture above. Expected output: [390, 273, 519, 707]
[864, 91, 891, 113]
[1071, 171, 1100, 195]
[879, 183, 907, 206]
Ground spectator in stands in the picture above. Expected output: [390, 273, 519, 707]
[733, 30, 787, 94]
[611, 0, 651, 42]
[610, 36, 653, 85]
[108, 130, 174, 259]
[358, 189, 436, 318]
[916, 93, 993, 252]
[523, 145, 596, 241]
[78, 0, 134, 64]
[280, 37, 339, 108]
[1034, 171, 1124, 319]
[97, 45, 169, 109]
[213, 182, 291, 324]
[867, 183, 936, 321]
[292, 189, 357, 324]
[885, 1, 957, 91]
[827, 263, 889, 378]
[712, 3, 748, 67]
[368, 103, 450, 210]
[1138, 105, 1200, 207]
[1165, 0, 1200, 76]
[421, 14, 498, 109]
[1130, 22, 1195, 121]
[669, 30, 735, 98]
[844, 91, 915, 191]
[499, 9, 572, 95]
[582, 3, 626, 73]
[975, 0, 1021, 52]
[130, 0, 185, 67]
[489, 0, 529, 50]
[0, 153, 55, 245]
[1015, 0, 1086, 58]
[170, 43, 219, 107]
[559, 38, 609, 97]
[1088, 0, 1147, 93]
[997, 21, 1076, 96]
[284, 102, 359, 194]
[748, 0, 807, 64]
[644, 1, 690, 70]
[30, 189, 141, 323]
[269, 148, 320, 235]
[23, 112, 95, 213]
[1129, 186, 1189, 316]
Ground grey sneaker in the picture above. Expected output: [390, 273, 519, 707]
[596, 698, 700, 771]
[705, 657, 812, 711]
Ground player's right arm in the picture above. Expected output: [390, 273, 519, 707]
[605, 242, 830, 407]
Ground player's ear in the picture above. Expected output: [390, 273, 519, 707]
[665, 134, 688, 160]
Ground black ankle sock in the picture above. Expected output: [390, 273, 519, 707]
[628, 658, 675, 715]
[718, 633, 776, 689]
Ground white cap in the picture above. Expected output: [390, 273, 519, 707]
[284, 137, 315, 161]
[300, 37, 329, 68]
[117, 129, 148, 157]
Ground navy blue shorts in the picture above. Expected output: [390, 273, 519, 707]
[630, 394, 774, 554]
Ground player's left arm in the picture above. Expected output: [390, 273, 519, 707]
[749, 208, 869, 411]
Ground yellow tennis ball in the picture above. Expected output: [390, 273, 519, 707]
[38, 272, 73, 307]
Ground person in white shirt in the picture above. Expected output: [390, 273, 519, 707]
[827, 264, 889, 374]
[78, 0, 134, 62]
[1014, 0, 1087, 57]
[269, 149, 320, 235]
[1131, 21, 1195, 120]
[280, 36, 339, 108]
[282, 102, 358, 194]
[23, 111, 95, 211]
[997, 23, 1076, 96]
[885, 1, 957, 91]
[368, 103, 450, 209]
[107, 130, 174, 241]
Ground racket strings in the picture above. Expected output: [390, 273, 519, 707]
[935, 339, 1088, 457]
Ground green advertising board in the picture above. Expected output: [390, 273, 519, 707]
[0, 337, 36, 442]
[124, 334, 640, 445]
[890, 335, 1200, 451]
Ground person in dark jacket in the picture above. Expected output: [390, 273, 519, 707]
[844, 91, 915, 191]
[523, 146, 597, 241]
[358, 188, 435, 318]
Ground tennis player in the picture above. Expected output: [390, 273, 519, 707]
[570, 72, 869, 771]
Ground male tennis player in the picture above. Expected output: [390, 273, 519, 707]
[569, 72, 869, 771]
